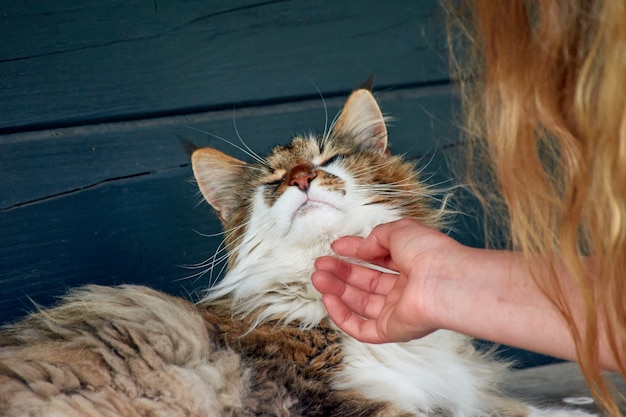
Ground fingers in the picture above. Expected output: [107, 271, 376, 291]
[331, 235, 398, 271]
[312, 219, 443, 344]
[332, 220, 422, 270]
[332, 233, 392, 261]
[329, 235, 365, 258]
[313, 256, 398, 296]
[334, 219, 440, 272]
[311, 268, 386, 320]
[320, 294, 387, 344]
[353, 223, 396, 262]
[312, 256, 403, 331]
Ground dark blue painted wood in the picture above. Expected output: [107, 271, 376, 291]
[0, 86, 459, 210]
[0, 168, 217, 323]
[0, 0, 449, 132]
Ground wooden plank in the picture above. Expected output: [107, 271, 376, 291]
[505, 362, 626, 414]
[0, 167, 220, 325]
[0, 85, 459, 209]
[0, 0, 449, 132]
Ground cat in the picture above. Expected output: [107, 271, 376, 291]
[0, 86, 590, 417]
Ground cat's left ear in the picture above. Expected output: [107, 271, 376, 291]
[331, 88, 388, 154]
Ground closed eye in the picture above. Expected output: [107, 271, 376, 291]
[320, 153, 348, 167]
[265, 178, 284, 188]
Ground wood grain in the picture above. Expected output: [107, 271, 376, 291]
[0, 0, 448, 132]
[0, 85, 459, 210]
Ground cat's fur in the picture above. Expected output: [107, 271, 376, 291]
[0, 88, 587, 416]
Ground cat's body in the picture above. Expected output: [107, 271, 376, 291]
[0, 285, 408, 416]
[0, 88, 587, 416]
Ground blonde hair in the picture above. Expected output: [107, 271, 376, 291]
[445, 1, 626, 415]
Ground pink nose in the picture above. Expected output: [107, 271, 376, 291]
[287, 164, 316, 191]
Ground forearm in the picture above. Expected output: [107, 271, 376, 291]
[429, 247, 610, 367]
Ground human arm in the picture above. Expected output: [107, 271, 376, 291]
[312, 219, 618, 371]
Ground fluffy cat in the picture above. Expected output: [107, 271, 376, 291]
[0, 87, 589, 417]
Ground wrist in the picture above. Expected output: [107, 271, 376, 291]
[411, 239, 475, 334]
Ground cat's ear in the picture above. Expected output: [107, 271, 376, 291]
[191, 148, 246, 222]
[331, 88, 388, 154]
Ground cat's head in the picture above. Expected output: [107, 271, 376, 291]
[190, 87, 444, 323]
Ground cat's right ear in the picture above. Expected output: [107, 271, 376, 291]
[331, 88, 388, 155]
[191, 148, 246, 223]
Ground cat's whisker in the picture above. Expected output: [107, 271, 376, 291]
[228, 221, 275, 255]
[179, 218, 259, 285]
[201, 218, 278, 286]
[191, 228, 228, 238]
[208, 237, 232, 285]
[354, 181, 432, 192]
[178, 248, 232, 287]
[347, 156, 402, 176]
[177, 246, 229, 275]
[183, 125, 269, 166]
[309, 81, 330, 147]
[227, 222, 277, 260]
[413, 147, 440, 176]
[214, 257, 231, 285]
[349, 181, 456, 215]
[232, 108, 268, 167]
[414, 176, 456, 189]
[206, 220, 260, 283]
[174, 258, 225, 286]
[328, 109, 342, 132]
[181, 228, 243, 271]
[179, 266, 221, 286]
[322, 109, 343, 147]
[190, 219, 255, 262]
[352, 163, 452, 189]
[351, 177, 421, 191]
[178, 254, 225, 270]
[379, 189, 451, 206]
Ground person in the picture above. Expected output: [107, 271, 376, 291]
[312, 1, 626, 416]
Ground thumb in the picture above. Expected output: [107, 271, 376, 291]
[331, 236, 366, 258]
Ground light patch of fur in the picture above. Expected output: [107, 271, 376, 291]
[337, 332, 517, 417]
[0, 285, 249, 417]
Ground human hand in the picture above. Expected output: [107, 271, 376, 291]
[312, 219, 464, 344]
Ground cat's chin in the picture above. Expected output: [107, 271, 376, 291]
[294, 199, 336, 218]
[290, 201, 344, 236]
[275, 187, 346, 236]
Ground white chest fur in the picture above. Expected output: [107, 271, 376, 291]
[337, 332, 505, 417]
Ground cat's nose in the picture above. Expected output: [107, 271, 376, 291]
[287, 164, 316, 191]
